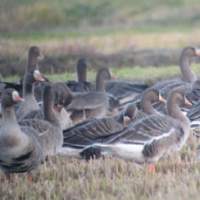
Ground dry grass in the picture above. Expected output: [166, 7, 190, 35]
[0, 136, 199, 200]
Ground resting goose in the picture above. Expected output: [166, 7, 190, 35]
[66, 68, 110, 124]
[22, 82, 72, 130]
[121, 89, 166, 126]
[80, 87, 192, 163]
[59, 89, 165, 157]
[0, 89, 44, 174]
[16, 69, 45, 121]
[66, 58, 94, 92]
[59, 103, 136, 157]
[20, 84, 63, 156]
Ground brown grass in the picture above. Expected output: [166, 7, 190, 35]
[0, 136, 199, 200]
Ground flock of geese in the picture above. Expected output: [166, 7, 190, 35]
[0, 46, 200, 176]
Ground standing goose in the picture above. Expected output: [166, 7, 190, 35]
[66, 58, 94, 92]
[20, 84, 63, 156]
[0, 46, 44, 96]
[80, 87, 192, 164]
[133, 47, 200, 111]
[0, 89, 44, 174]
[66, 68, 111, 124]
[16, 69, 45, 121]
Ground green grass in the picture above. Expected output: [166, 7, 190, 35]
[3, 65, 200, 83]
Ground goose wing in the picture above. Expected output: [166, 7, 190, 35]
[67, 92, 108, 110]
[107, 114, 176, 144]
[63, 117, 124, 146]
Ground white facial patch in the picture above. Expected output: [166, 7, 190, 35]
[33, 70, 42, 80]
[12, 91, 20, 101]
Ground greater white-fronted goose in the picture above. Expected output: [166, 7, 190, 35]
[67, 60, 148, 109]
[16, 69, 45, 120]
[66, 58, 94, 92]
[22, 82, 72, 130]
[20, 84, 63, 156]
[0, 46, 44, 96]
[80, 87, 192, 163]
[0, 89, 44, 174]
[153, 47, 200, 95]
[133, 47, 200, 112]
[59, 90, 165, 157]
[58, 103, 136, 157]
[66, 67, 111, 124]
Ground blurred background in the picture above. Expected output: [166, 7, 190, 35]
[0, 0, 200, 77]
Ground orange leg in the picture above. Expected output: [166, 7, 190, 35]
[147, 163, 156, 173]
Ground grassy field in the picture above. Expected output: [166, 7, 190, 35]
[1, 64, 200, 200]
[1, 1, 200, 199]
[0, 137, 199, 200]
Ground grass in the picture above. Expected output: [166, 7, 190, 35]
[3, 64, 200, 83]
[0, 136, 199, 200]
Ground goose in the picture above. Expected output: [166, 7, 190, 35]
[66, 58, 148, 108]
[59, 89, 165, 157]
[22, 82, 73, 130]
[16, 69, 45, 121]
[137, 47, 200, 102]
[66, 58, 94, 92]
[80, 87, 192, 164]
[59, 103, 136, 157]
[66, 67, 111, 124]
[20, 84, 63, 156]
[0, 89, 44, 174]
[0, 46, 44, 96]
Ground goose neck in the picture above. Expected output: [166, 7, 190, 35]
[141, 92, 157, 115]
[96, 74, 105, 92]
[167, 97, 188, 124]
[180, 54, 196, 83]
[43, 87, 60, 127]
[2, 106, 17, 124]
[77, 65, 87, 82]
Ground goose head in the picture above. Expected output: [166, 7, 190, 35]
[27, 46, 44, 71]
[180, 46, 200, 82]
[1, 89, 24, 108]
[53, 83, 73, 112]
[167, 87, 192, 120]
[141, 89, 166, 114]
[77, 58, 87, 82]
[96, 67, 112, 92]
[122, 103, 138, 126]
[23, 69, 45, 96]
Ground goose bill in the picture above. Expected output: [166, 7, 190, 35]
[12, 91, 24, 102]
[159, 94, 166, 103]
[184, 97, 192, 107]
[195, 48, 200, 56]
